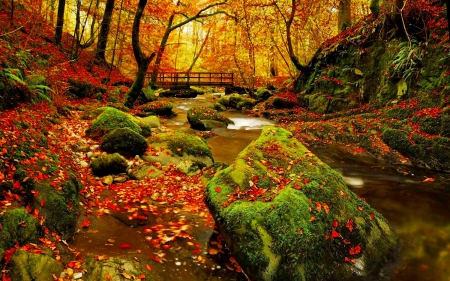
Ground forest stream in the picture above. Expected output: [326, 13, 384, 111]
[73, 93, 450, 281]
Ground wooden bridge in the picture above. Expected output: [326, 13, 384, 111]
[155, 72, 233, 88]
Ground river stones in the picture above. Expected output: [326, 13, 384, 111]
[187, 106, 234, 130]
[205, 126, 399, 281]
[90, 153, 128, 176]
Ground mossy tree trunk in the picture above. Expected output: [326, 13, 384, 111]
[124, 0, 155, 108]
[338, 0, 351, 32]
[54, 0, 65, 45]
[95, 0, 115, 62]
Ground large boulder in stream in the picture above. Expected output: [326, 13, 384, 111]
[145, 131, 214, 175]
[8, 249, 63, 281]
[187, 106, 234, 130]
[205, 126, 399, 281]
[90, 153, 128, 176]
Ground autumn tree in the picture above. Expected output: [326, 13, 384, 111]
[338, 0, 351, 31]
[54, 0, 65, 45]
[124, 0, 155, 108]
[149, 0, 230, 86]
[95, 0, 115, 62]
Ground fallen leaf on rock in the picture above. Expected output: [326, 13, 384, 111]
[423, 177, 435, 182]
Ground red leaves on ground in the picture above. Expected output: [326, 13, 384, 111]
[3, 247, 15, 265]
[331, 229, 340, 239]
[119, 243, 132, 249]
[296, 228, 303, 234]
[349, 245, 362, 255]
[81, 219, 90, 228]
[346, 219, 354, 232]
[332, 220, 339, 228]
[40, 200, 45, 207]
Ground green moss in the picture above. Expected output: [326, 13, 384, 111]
[205, 127, 398, 280]
[101, 128, 148, 156]
[68, 78, 106, 98]
[148, 131, 213, 160]
[32, 177, 81, 240]
[90, 153, 128, 176]
[141, 101, 174, 116]
[386, 107, 412, 119]
[381, 128, 420, 158]
[187, 106, 233, 130]
[0, 208, 40, 250]
[8, 249, 64, 281]
[85, 107, 144, 139]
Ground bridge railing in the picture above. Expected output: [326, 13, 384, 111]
[156, 72, 233, 88]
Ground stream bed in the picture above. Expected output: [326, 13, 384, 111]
[74, 93, 450, 280]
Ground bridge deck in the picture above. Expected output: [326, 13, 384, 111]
[155, 72, 233, 88]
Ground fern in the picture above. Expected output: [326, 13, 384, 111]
[392, 39, 423, 81]
[30, 84, 54, 104]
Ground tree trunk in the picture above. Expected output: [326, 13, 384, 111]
[95, 0, 115, 62]
[54, 0, 65, 45]
[124, 0, 155, 108]
[283, 0, 306, 73]
[187, 27, 211, 72]
[150, 14, 174, 86]
[338, 0, 351, 32]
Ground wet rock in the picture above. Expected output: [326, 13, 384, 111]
[141, 115, 161, 128]
[0, 208, 39, 251]
[145, 131, 214, 169]
[176, 160, 207, 175]
[205, 126, 399, 281]
[8, 249, 63, 281]
[187, 106, 234, 131]
[138, 101, 174, 116]
[129, 163, 163, 180]
[101, 127, 148, 157]
[102, 175, 113, 185]
[32, 177, 83, 241]
[90, 153, 128, 176]
[113, 175, 128, 183]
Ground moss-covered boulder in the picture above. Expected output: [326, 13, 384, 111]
[90, 153, 128, 176]
[145, 131, 214, 172]
[8, 249, 63, 281]
[140, 101, 174, 116]
[218, 94, 256, 110]
[32, 177, 82, 240]
[159, 86, 200, 98]
[141, 115, 161, 128]
[205, 127, 399, 281]
[0, 208, 40, 253]
[68, 78, 106, 98]
[85, 107, 151, 139]
[101, 128, 148, 157]
[187, 106, 234, 130]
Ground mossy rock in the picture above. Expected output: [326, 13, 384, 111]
[159, 86, 200, 98]
[85, 107, 150, 139]
[205, 126, 399, 281]
[140, 101, 174, 116]
[82, 256, 160, 281]
[8, 249, 63, 281]
[101, 128, 148, 157]
[213, 102, 227, 111]
[255, 87, 273, 102]
[187, 106, 233, 130]
[141, 115, 161, 128]
[90, 153, 128, 176]
[68, 78, 106, 98]
[0, 208, 40, 251]
[32, 177, 82, 240]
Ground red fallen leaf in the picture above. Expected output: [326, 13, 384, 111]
[323, 203, 330, 214]
[332, 220, 339, 228]
[293, 184, 302, 190]
[315, 202, 322, 212]
[296, 228, 303, 234]
[215, 187, 222, 193]
[346, 219, 354, 232]
[344, 257, 356, 263]
[67, 202, 73, 211]
[81, 219, 90, 228]
[40, 200, 45, 207]
[162, 244, 171, 249]
[369, 213, 375, 219]
[331, 229, 340, 238]
[13, 181, 21, 189]
[310, 216, 316, 222]
[138, 274, 146, 279]
[423, 177, 435, 182]
[145, 264, 152, 271]
[105, 273, 111, 280]
[67, 261, 77, 268]
[33, 190, 39, 197]
[193, 249, 201, 254]
[3, 247, 15, 265]
[349, 245, 362, 255]
[119, 243, 132, 249]
[302, 178, 309, 184]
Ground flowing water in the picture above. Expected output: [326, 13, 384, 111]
[74, 93, 450, 280]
